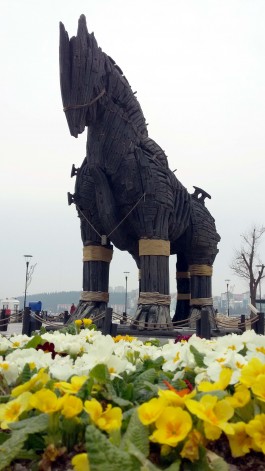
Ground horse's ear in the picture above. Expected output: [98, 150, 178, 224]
[77, 14, 89, 39]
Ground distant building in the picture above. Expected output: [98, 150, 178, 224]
[1, 298, 19, 313]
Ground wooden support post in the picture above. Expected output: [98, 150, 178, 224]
[22, 307, 32, 336]
[196, 308, 211, 339]
[0, 309, 8, 332]
[120, 312, 127, 324]
[64, 311, 70, 324]
[240, 314, 246, 333]
[111, 323, 118, 336]
[256, 312, 264, 335]
[102, 307, 113, 335]
[196, 317, 201, 337]
[33, 311, 42, 331]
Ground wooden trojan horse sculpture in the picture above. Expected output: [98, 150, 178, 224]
[59, 15, 220, 329]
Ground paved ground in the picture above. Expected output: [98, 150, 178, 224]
[4, 322, 23, 336]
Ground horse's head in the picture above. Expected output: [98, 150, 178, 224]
[60, 15, 106, 137]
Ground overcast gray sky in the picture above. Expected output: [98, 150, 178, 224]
[1, 0, 265, 300]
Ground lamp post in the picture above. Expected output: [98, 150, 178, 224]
[225, 279, 230, 316]
[256, 264, 264, 312]
[23, 255, 32, 311]
[124, 272, 130, 315]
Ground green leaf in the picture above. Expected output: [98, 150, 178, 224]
[0, 395, 10, 404]
[127, 440, 160, 470]
[76, 377, 94, 401]
[195, 391, 227, 401]
[85, 424, 140, 471]
[182, 447, 229, 471]
[89, 364, 110, 383]
[134, 368, 158, 388]
[109, 394, 133, 407]
[164, 461, 181, 471]
[9, 413, 49, 433]
[121, 409, 149, 457]
[206, 450, 229, 471]
[0, 432, 8, 445]
[17, 363, 32, 384]
[24, 335, 43, 349]
[0, 431, 26, 470]
[25, 432, 45, 451]
[189, 345, 206, 368]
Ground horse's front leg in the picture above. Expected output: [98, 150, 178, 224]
[69, 232, 113, 324]
[67, 161, 113, 324]
[133, 238, 173, 330]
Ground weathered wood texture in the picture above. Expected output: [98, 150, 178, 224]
[60, 15, 220, 328]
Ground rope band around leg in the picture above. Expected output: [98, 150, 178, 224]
[139, 239, 170, 256]
[80, 291, 109, 302]
[189, 265, 213, 276]
[138, 292, 171, 305]
[176, 271, 190, 278]
[190, 297, 213, 306]
[177, 293, 191, 300]
[83, 246, 113, 262]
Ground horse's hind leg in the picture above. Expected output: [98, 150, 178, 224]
[172, 253, 190, 323]
[187, 196, 220, 329]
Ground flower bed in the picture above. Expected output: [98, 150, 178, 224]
[1, 321, 265, 470]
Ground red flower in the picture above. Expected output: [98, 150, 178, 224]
[36, 341, 57, 359]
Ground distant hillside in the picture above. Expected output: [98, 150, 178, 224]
[16, 291, 130, 313]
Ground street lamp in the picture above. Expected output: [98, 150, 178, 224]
[256, 264, 264, 312]
[23, 255, 33, 311]
[124, 272, 130, 315]
[225, 279, 230, 316]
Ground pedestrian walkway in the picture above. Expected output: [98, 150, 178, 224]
[3, 323, 22, 336]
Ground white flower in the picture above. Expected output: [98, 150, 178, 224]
[0, 336, 12, 353]
[49, 356, 75, 380]
[0, 361, 19, 385]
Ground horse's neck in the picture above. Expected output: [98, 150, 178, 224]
[86, 90, 147, 169]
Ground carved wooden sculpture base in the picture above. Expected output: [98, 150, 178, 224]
[133, 304, 173, 330]
[67, 301, 106, 328]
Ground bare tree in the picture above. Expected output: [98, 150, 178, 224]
[230, 225, 265, 307]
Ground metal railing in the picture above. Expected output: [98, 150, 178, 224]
[0, 306, 264, 340]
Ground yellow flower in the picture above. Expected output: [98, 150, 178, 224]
[180, 429, 205, 462]
[30, 389, 63, 413]
[11, 368, 50, 397]
[226, 422, 253, 457]
[114, 335, 135, 342]
[226, 384, 251, 408]
[198, 367, 232, 392]
[239, 358, 265, 388]
[246, 414, 265, 453]
[0, 392, 32, 429]
[149, 406, 192, 447]
[138, 397, 166, 425]
[61, 394, 83, 418]
[251, 374, 265, 402]
[74, 319, 82, 327]
[84, 398, 122, 432]
[186, 395, 234, 439]
[72, 453, 90, 471]
[55, 376, 88, 395]
[158, 388, 196, 408]
[83, 318, 92, 327]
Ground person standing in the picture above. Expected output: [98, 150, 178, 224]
[70, 303, 76, 315]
